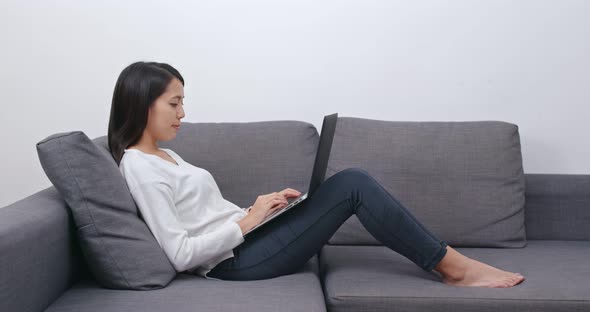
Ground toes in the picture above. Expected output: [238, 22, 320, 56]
[504, 275, 524, 287]
[497, 282, 510, 288]
[503, 277, 516, 287]
[492, 279, 511, 288]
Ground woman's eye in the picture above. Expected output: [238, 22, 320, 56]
[170, 103, 178, 106]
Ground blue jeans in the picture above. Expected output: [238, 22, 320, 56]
[208, 168, 448, 281]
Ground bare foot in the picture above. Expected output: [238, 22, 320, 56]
[434, 246, 525, 288]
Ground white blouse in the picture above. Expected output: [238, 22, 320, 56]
[119, 147, 247, 280]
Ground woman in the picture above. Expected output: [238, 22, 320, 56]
[108, 61, 525, 288]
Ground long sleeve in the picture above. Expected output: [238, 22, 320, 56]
[129, 180, 245, 273]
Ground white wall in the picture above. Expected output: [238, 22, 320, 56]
[1, 0, 589, 208]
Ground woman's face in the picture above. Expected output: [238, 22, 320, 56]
[145, 78, 185, 142]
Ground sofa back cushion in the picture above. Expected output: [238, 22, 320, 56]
[326, 117, 526, 247]
[155, 120, 320, 208]
[524, 174, 590, 241]
[37, 131, 177, 290]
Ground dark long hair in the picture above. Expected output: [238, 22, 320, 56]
[108, 61, 184, 166]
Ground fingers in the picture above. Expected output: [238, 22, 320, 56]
[267, 197, 287, 209]
[256, 192, 279, 202]
[283, 188, 301, 195]
[255, 189, 301, 208]
[279, 188, 302, 198]
[258, 189, 301, 200]
[258, 193, 287, 205]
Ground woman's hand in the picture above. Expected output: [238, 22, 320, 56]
[250, 192, 288, 219]
[249, 188, 302, 218]
[237, 188, 302, 235]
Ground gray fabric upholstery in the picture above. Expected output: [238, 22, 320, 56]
[326, 117, 526, 247]
[524, 174, 590, 240]
[37, 131, 177, 290]
[45, 256, 326, 312]
[0, 187, 87, 312]
[320, 241, 590, 312]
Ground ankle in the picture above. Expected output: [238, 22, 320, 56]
[438, 264, 467, 281]
[433, 247, 469, 280]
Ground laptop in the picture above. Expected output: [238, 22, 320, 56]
[243, 113, 338, 236]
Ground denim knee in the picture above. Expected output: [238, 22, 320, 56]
[325, 168, 375, 195]
[334, 167, 371, 181]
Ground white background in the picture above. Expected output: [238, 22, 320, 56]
[1, 0, 589, 208]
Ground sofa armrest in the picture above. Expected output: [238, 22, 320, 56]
[0, 186, 88, 312]
[525, 174, 590, 241]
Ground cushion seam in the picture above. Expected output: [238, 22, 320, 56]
[330, 295, 590, 302]
[37, 131, 80, 145]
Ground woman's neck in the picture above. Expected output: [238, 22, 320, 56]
[129, 133, 159, 153]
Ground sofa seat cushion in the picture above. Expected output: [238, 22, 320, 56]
[320, 241, 590, 312]
[45, 256, 325, 312]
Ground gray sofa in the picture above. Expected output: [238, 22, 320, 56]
[1, 117, 589, 312]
